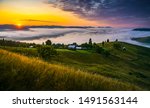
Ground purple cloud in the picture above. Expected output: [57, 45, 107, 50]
[47, 0, 150, 27]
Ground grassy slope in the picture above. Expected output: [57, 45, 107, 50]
[55, 43, 150, 90]
[54, 43, 150, 90]
[0, 49, 139, 91]
[1, 42, 150, 90]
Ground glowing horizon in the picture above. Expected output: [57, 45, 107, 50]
[0, 0, 103, 27]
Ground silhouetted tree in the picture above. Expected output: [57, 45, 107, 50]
[45, 40, 52, 45]
[89, 38, 92, 45]
[72, 42, 77, 46]
[107, 39, 109, 42]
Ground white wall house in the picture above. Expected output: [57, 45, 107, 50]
[68, 45, 84, 50]
[29, 46, 34, 48]
[68, 45, 76, 49]
[76, 47, 82, 50]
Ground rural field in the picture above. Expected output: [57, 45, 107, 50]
[0, 40, 150, 91]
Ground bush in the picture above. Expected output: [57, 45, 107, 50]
[103, 50, 110, 57]
[37, 46, 57, 59]
[94, 45, 110, 57]
[95, 46, 104, 54]
[113, 43, 122, 50]
[81, 42, 93, 49]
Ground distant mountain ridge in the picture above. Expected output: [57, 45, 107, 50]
[133, 28, 150, 31]
[0, 24, 29, 31]
[0, 24, 112, 30]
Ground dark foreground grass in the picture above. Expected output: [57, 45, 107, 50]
[0, 49, 140, 91]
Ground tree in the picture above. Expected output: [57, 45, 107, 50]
[102, 41, 105, 47]
[81, 42, 91, 49]
[45, 40, 52, 45]
[107, 39, 109, 42]
[89, 38, 92, 45]
[37, 46, 57, 59]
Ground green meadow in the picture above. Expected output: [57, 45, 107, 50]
[0, 42, 150, 90]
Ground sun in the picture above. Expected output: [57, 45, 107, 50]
[17, 23, 22, 27]
[16, 23, 23, 29]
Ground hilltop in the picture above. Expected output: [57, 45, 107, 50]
[133, 28, 150, 31]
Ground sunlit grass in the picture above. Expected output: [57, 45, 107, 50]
[0, 49, 140, 91]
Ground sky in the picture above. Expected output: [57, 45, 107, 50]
[0, 0, 150, 27]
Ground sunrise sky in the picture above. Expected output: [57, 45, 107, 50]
[0, 0, 150, 27]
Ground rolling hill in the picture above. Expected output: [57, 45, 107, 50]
[0, 42, 150, 90]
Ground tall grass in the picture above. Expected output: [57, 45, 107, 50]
[0, 49, 140, 91]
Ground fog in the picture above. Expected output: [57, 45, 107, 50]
[0, 27, 150, 48]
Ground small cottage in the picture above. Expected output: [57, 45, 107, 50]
[68, 45, 76, 49]
[76, 47, 82, 50]
[29, 46, 34, 48]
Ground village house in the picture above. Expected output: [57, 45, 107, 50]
[68, 44, 83, 50]
[68, 44, 76, 50]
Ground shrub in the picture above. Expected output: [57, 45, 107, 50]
[113, 43, 122, 50]
[94, 45, 110, 57]
[95, 46, 104, 54]
[81, 42, 92, 49]
[103, 50, 111, 57]
[37, 46, 57, 59]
